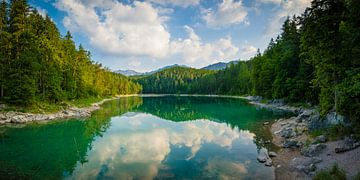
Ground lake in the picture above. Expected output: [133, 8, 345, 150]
[0, 96, 289, 179]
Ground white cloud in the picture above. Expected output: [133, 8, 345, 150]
[56, 0, 170, 58]
[202, 0, 248, 28]
[147, 0, 201, 7]
[55, 0, 243, 68]
[170, 26, 239, 66]
[257, 0, 282, 4]
[68, 113, 253, 179]
[34, 6, 48, 18]
[260, 0, 311, 37]
[239, 45, 257, 60]
[129, 59, 142, 67]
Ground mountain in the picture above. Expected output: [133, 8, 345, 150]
[144, 64, 189, 75]
[201, 61, 239, 70]
[114, 70, 143, 76]
[115, 64, 190, 77]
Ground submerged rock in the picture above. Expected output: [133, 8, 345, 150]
[257, 148, 273, 166]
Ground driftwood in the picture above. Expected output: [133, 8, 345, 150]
[335, 142, 360, 153]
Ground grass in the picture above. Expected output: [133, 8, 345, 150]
[313, 164, 346, 180]
[0, 96, 112, 114]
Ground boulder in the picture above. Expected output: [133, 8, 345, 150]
[282, 140, 300, 148]
[265, 159, 273, 166]
[257, 148, 269, 163]
[325, 112, 345, 126]
[310, 157, 323, 164]
[269, 151, 277, 157]
[312, 135, 327, 144]
[301, 143, 326, 157]
[280, 127, 295, 138]
[296, 164, 316, 174]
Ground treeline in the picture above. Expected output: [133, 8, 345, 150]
[196, 0, 359, 121]
[0, 0, 141, 105]
[138, 0, 359, 124]
[135, 67, 213, 94]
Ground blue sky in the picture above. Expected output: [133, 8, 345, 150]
[28, 0, 311, 72]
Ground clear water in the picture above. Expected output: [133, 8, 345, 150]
[0, 96, 289, 179]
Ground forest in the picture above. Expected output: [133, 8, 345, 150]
[0, 0, 359, 127]
[137, 0, 359, 125]
[0, 0, 142, 106]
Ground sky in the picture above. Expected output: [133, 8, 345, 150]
[28, 0, 312, 72]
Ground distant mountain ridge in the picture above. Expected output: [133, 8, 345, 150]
[114, 61, 237, 76]
[201, 61, 239, 70]
[114, 69, 143, 76]
[114, 64, 189, 76]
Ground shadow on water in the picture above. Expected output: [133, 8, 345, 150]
[0, 96, 290, 179]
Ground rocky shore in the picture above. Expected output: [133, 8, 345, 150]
[0, 95, 136, 124]
[247, 96, 360, 179]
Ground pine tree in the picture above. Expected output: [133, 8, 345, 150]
[0, 0, 8, 100]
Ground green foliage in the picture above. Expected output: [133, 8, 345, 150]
[313, 164, 346, 180]
[0, 0, 141, 107]
[137, 0, 359, 127]
[136, 67, 213, 94]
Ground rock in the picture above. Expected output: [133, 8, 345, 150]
[257, 148, 269, 163]
[307, 112, 321, 131]
[308, 112, 348, 131]
[282, 140, 300, 148]
[325, 112, 345, 126]
[335, 137, 360, 153]
[269, 99, 285, 106]
[295, 117, 302, 123]
[301, 143, 326, 157]
[265, 159, 273, 167]
[299, 110, 312, 120]
[263, 122, 270, 126]
[269, 151, 277, 157]
[309, 164, 317, 172]
[296, 164, 316, 174]
[313, 135, 327, 144]
[264, 140, 271, 144]
[296, 165, 306, 172]
[280, 127, 295, 138]
[249, 96, 262, 102]
[310, 157, 323, 164]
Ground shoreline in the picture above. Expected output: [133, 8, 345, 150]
[0, 94, 139, 124]
[0, 94, 301, 124]
[268, 111, 360, 180]
[1, 93, 358, 178]
[0, 94, 298, 125]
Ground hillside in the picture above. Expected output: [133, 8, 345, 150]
[136, 66, 214, 94]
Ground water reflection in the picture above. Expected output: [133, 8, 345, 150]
[68, 113, 270, 179]
[0, 96, 284, 179]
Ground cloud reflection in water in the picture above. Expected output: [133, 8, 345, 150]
[67, 112, 268, 180]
